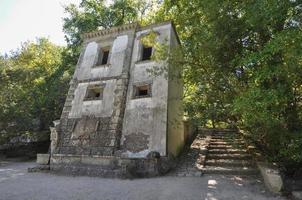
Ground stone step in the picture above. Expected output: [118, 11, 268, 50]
[208, 145, 245, 149]
[210, 136, 239, 139]
[205, 159, 254, 167]
[210, 140, 245, 144]
[209, 140, 245, 145]
[208, 149, 248, 154]
[211, 133, 238, 136]
[211, 130, 237, 134]
[212, 135, 239, 139]
[207, 153, 252, 160]
[211, 138, 240, 141]
[210, 138, 244, 142]
[66, 95, 74, 98]
[203, 166, 259, 175]
[210, 141, 246, 146]
[211, 135, 241, 138]
[210, 138, 243, 141]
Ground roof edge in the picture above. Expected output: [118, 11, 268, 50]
[81, 22, 139, 40]
[81, 20, 181, 45]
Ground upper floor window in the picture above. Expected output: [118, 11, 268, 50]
[139, 31, 160, 62]
[141, 45, 153, 61]
[101, 50, 109, 64]
[96, 47, 110, 66]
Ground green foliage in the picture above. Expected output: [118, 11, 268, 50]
[0, 38, 71, 142]
[63, 0, 160, 58]
[152, 0, 302, 174]
[233, 28, 302, 174]
[151, 0, 243, 127]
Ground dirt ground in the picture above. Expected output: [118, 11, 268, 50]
[0, 159, 286, 200]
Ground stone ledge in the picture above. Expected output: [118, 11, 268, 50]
[51, 154, 116, 167]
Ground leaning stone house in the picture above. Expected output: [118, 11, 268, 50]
[49, 21, 185, 176]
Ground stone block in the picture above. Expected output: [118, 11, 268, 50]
[37, 154, 50, 165]
[292, 191, 302, 200]
[51, 154, 116, 167]
[51, 154, 81, 165]
[81, 155, 115, 166]
[257, 162, 283, 194]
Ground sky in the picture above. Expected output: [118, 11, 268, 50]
[0, 0, 82, 54]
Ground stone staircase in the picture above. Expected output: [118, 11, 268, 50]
[203, 130, 259, 175]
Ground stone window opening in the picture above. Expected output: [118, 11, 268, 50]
[133, 84, 152, 99]
[141, 45, 153, 61]
[96, 47, 110, 66]
[84, 85, 104, 101]
[101, 50, 109, 64]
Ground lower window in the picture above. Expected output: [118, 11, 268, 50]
[133, 83, 152, 99]
[84, 84, 104, 101]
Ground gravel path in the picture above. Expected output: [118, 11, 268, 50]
[0, 159, 286, 200]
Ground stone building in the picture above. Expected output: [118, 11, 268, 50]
[47, 21, 185, 176]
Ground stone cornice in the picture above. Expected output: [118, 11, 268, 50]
[81, 20, 181, 45]
[76, 75, 122, 84]
[81, 23, 139, 40]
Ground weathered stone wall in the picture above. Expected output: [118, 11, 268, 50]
[53, 25, 138, 156]
[55, 117, 116, 155]
[69, 79, 116, 118]
[51, 21, 182, 162]
[44, 22, 182, 178]
[167, 26, 184, 157]
[74, 34, 130, 81]
[121, 23, 173, 157]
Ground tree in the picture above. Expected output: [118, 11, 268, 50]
[0, 38, 70, 140]
[151, 0, 302, 174]
[62, 0, 160, 59]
